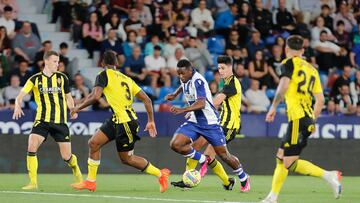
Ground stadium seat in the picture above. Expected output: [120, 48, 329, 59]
[141, 86, 155, 96]
[207, 35, 225, 55]
[204, 70, 214, 82]
[154, 87, 175, 104]
[266, 89, 276, 100]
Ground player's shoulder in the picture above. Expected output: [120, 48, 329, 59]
[192, 71, 207, 84]
[55, 71, 69, 80]
[27, 72, 42, 82]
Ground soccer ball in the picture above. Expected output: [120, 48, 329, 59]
[182, 169, 201, 187]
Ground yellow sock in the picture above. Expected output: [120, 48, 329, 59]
[186, 158, 198, 171]
[289, 159, 325, 177]
[66, 154, 82, 183]
[143, 162, 161, 178]
[209, 159, 230, 186]
[271, 158, 288, 194]
[26, 152, 38, 185]
[87, 158, 100, 181]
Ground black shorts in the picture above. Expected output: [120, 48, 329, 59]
[223, 127, 239, 143]
[31, 120, 70, 142]
[280, 116, 315, 156]
[100, 119, 141, 152]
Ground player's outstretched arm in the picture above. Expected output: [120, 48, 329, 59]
[313, 93, 325, 119]
[66, 93, 78, 120]
[165, 86, 183, 101]
[135, 90, 157, 137]
[12, 91, 27, 120]
[71, 87, 103, 117]
[170, 98, 205, 115]
[266, 77, 290, 122]
[213, 93, 226, 109]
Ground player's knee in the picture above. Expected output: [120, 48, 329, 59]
[119, 155, 131, 165]
[170, 139, 182, 152]
[88, 138, 100, 150]
[217, 152, 230, 162]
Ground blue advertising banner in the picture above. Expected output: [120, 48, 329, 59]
[0, 110, 359, 138]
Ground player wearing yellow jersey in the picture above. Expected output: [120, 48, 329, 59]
[70, 51, 170, 193]
[169, 56, 248, 191]
[13, 51, 82, 190]
[262, 36, 342, 203]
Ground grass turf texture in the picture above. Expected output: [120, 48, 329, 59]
[0, 174, 358, 203]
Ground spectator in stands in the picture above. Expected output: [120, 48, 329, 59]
[51, 0, 67, 24]
[9, 60, 31, 86]
[324, 99, 338, 115]
[163, 34, 184, 59]
[225, 30, 240, 56]
[312, 31, 341, 72]
[34, 40, 52, 73]
[239, 1, 252, 24]
[274, 0, 295, 33]
[105, 13, 127, 42]
[101, 29, 125, 67]
[71, 73, 90, 111]
[253, 0, 273, 39]
[267, 45, 284, 89]
[124, 46, 149, 86]
[294, 12, 311, 39]
[97, 3, 111, 30]
[191, 0, 214, 37]
[331, 64, 352, 97]
[246, 30, 265, 60]
[144, 34, 164, 56]
[333, 1, 357, 33]
[122, 30, 139, 57]
[303, 37, 317, 67]
[167, 47, 185, 87]
[62, 0, 87, 42]
[0, 26, 11, 57]
[0, 66, 6, 88]
[311, 16, 336, 42]
[335, 84, 357, 114]
[3, 74, 30, 109]
[233, 15, 251, 47]
[145, 45, 170, 89]
[82, 12, 103, 58]
[299, 0, 321, 24]
[0, 5, 15, 38]
[245, 79, 270, 113]
[0, 0, 18, 19]
[135, 0, 152, 26]
[110, 0, 132, 17]
[235, 63, 250, 92]
[232, 46, 247, 68]
[169, 14, 190, 43]
[124, 7, 144, 34]
[214, 3, 237, 36]
[185, 37, 213, 74]
[59, 42, 69, 67]
[334, 20, 351, 49]
[248, 50, 269, 90]
[209, 80, 218, 97]
[320, 4, 334, 31]
[13, 21, 41, 63]
[350, 70, 360, 104]
[57, 61, 70, 80]
[147, 15, 172, 41]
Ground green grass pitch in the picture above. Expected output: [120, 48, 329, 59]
[0, 174, 358, 203]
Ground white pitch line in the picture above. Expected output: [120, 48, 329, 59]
[0, 190, 256, 203]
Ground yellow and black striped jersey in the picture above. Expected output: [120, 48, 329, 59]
[22, 72, 70, 123]
[280, 57, 323, 121]
[95, 68, 141, 124]
[219, 75, 242, 130]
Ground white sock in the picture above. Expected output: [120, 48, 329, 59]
[322, 170, 332, 181]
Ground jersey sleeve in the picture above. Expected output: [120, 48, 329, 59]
[94, 71, 108, 88]
[22, 77, 35, 93]
[221, 77, 237, 97]
[313, 73, 323, 94]
[194, 79, 206, 99]
[131, 79, 141, 96]
[280, 58, 294, 79]
[63, 74, 70, 94]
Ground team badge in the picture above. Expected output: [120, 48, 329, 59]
[308, 124, 315, 133]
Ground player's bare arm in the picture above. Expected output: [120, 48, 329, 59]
[71, 87, 104, 116]
[66, 93, 78, 120]
[266, 77, 290, 122]
[313, 93, 325, 119]
[12, 90, 27, 120]
[213, 93, 226, 109]
[165, 86, 183, 101]
[170, 98, 205, 115]
[135, 90, 157, 137]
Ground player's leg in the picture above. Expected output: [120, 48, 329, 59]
[54, 124, 82, 184]
[116, 120, 170, 193]
[22, 133, 45, 189]
[170, 123, 207, 164]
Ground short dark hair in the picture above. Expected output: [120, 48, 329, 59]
[177, 59, 192, 69]
[321, 4, 330, 10]
[337, 20, 345, 26]
[176, 14, 185, 21]
[286, 35, 304, 51]
[60, 42, 68, 49]
[154, 45, 162, 51]
[43, 51, 59, 60]
[19, 59, 28, 65]
[42, 40, 52, 46]
[320, 30, 328, 35]
[217, 55, 233, 65]
[4, 5, 13, 12]
[102, 50, 118, 66]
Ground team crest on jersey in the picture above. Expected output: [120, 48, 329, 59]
[308, 124, 315, 133]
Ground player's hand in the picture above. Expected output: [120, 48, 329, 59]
[12, 105, 24, 120]
[165, 94, 176, 101]
[70, 107, 79, 119]
[170, 106, 185, 115]
[145, 121, 157, 138]
[265, 106, 276, 122]
[184, 112, 191, 119]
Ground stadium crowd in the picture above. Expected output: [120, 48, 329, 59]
[0, 0, 359, 116]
